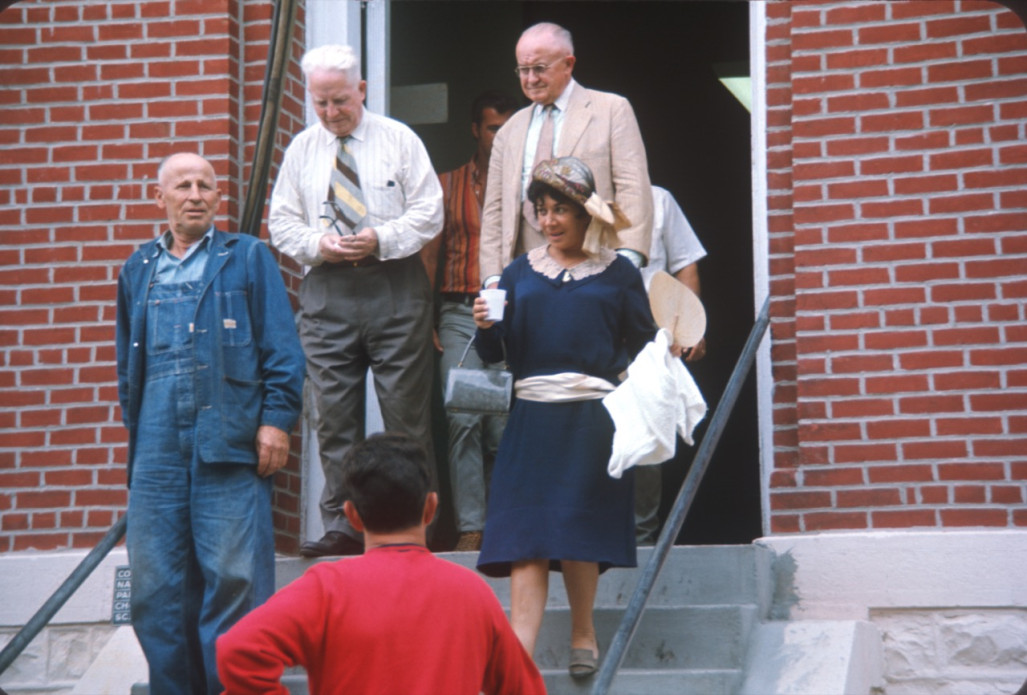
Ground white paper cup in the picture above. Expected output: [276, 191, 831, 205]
[480, 288, 507, 321]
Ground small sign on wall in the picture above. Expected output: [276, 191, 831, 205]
[112, 565, 131, 625]
[390, 83, 448, 125]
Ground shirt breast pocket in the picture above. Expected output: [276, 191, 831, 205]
[365, 180, 405, 225]
[216, 290, 253, 347]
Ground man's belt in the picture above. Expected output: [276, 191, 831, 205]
[440, 292, 477, 306]
[335, 255, 380, 268]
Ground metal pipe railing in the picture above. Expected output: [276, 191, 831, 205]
[591, 297, 771, 694]
[0, 514, 127, 675]
[239, 0, 298, 237]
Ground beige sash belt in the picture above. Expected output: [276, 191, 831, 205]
[514, 372, 615, 403]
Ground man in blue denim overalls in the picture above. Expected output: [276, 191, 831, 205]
[116, 153, 306, 694]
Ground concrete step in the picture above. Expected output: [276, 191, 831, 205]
[234, 666, 743, 695]
[454, 544, 774, 613]
[541, 668, 741, 695]
[532, 605, 759, 670]
[260, 545, 774, 695]
[277, 544, 775, 613]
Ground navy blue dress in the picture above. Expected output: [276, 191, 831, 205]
[475, 248, 656, 578]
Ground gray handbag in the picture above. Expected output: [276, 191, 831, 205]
[443, 335, 512, 415]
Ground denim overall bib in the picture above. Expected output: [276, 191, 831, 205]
[126, 279, 274, 695]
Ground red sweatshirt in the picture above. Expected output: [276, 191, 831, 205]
[217, 544, 546, 695]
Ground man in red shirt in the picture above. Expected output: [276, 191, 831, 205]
[216, 433, 545, 695]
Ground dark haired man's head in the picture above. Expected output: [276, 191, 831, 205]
[470, 91, 517, 163]
[471, 90, 518, 126]
[341, 433, 431, 533]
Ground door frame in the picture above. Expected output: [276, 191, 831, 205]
[300, 0, 775, 541]
[749, 1, 773, 537]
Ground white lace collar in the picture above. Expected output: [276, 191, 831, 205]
[527, 245, 616, 282]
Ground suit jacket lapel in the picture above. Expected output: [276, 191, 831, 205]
[505, 108, 533, 238]
[507, 108, 532, 191]
[556, 86, 592, 157]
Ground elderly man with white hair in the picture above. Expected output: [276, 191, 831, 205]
[269, 44, 443, 558]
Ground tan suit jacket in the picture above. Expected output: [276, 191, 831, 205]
[479, 84, 653, 281]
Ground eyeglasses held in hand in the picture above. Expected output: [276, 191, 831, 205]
[320, 200, 354, 236]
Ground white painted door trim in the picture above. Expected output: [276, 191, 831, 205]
[749, 1, 773, 537]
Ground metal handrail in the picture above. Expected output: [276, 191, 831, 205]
[239, 0, 298, 237]
[592, 297, 771, 694]
[0, 514, 127, 675]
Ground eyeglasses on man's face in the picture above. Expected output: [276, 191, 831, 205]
[514, 58, 565, 78]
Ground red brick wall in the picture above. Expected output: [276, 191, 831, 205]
[0, 0, 307, 552]
[4, 0, 1025, 553]
[767, 0, 1027, 533]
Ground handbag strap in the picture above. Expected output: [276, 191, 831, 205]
[457, 334, 508, 368]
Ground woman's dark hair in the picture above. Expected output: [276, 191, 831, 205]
[526, 180, 587, 217]
[341, 432, 431, 533]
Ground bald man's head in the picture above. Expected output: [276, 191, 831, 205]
[154, 153, 221, 241]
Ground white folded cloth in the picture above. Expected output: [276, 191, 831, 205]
[603, 328, 707, 479]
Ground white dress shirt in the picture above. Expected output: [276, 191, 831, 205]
[641, 186, 707, 290]
[519, 79, 576, 200]
[269, 109, 443, 266]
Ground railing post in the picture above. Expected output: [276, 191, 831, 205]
[591, 298, 770, 695]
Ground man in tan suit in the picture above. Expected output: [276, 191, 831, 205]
[479, 22, 653, 285]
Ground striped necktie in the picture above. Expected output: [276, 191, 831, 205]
[534, 104, 555, 166]
[522, 105, 555, 231]
[326, 135, 367, 234]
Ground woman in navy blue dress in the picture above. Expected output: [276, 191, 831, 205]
[472, 157, 656, 679]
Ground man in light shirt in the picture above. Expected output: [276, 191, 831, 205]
[636, 185, 707, 545]
[479, 21, 653, 286]
[268, 44, 443, 558]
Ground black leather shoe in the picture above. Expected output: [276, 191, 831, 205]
[299, 531, 363, 558]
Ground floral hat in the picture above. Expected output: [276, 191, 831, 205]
[532, 157, 631, 258]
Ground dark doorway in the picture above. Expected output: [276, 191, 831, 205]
[392, 1, 760, 547]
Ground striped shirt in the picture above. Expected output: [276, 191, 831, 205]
[268, 112, 443, 266]
[438, 159, 486, 293]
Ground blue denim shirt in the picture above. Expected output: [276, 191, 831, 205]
[116, 229, 306, 484]
[153, 226, 213, 284]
